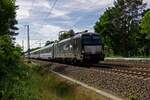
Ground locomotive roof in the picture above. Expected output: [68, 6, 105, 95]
[73, 32, 98, 38]
[58, 32, 98, 44]
[30, 43, 54, 54]
[58, 37, 71, 44]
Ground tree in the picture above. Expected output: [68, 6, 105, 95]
[0, 0, 24, 99]
[142, 9, 150, 17]
[94, 0, 146, 56]
[0, 0, 18, 37]
[0, 0, 19, 66]
[141, 11, 150, 39]
[45, 40, 54, 46]
[94, 9, 115, 50]
[140, 10, 150, 56]
[59, 30, 75, 41]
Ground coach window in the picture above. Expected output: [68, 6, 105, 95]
[41, 50, 43, 53]
[47, 48, 49, 52]
[46, 49, 48, 53]
[45, 49, 47, 53]
[58, 44, 61, 53]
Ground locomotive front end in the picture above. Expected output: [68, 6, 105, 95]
[81, 33, 104, 63]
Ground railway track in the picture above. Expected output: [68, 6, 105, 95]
[103, 60, 150, 69]
[91, 63, 150, 79]
[33, 59, 150, 79]
[60, 61, 150, 79]
[105, 58, 150, 64]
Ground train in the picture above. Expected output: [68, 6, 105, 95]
[25, 31, 105, 63]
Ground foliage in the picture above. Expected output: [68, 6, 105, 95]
[0, 0, 18, 37]
[129, 96, 138, 100]
[59, 30, 75, 41]
[138, 11, 150, 56]
[0, 36, 32, 99]
[141, 11, 150, 39]
[54, 81, 73, 97]
[0, 63, 37, 100]
[45, 40, 54, 46]
[94, 0, 147, 57]
[0, 0, 31, 99]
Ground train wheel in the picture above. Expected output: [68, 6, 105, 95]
[72, 58, 77, 65]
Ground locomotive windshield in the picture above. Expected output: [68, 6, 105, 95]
[82, 34, 101, 45]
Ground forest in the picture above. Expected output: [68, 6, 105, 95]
[94, 0, 150, 57]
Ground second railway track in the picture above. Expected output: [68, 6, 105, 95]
[35, 59, 150, 79]
[91, 63, 150, 79]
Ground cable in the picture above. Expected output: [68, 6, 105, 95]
[71, 1, 112, 29]
[36, 0, 58, 35]
[30, 39, 45, 48]
[28, 0, 36, 19]
[43, 0, 58, 21]
[37, 0, 58, 33]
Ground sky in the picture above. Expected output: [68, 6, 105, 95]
[16, 0, 150, 51]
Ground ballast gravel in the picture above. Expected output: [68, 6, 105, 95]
[51, 64, 150, 100]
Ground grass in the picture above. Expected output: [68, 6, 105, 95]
[128, 96, 138, 100]
[37, 72, 75, 100]
[24, 60, 103, 100]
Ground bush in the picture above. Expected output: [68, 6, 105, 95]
[129, 96, 138, 100]
[0, 36, 34, 99]
[54, 81, 73, 96]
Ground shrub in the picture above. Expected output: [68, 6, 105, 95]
[54, 81, 73, 96]
[129, 96, 138, 100]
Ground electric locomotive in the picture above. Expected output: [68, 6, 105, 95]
[80, 32, 104, 62]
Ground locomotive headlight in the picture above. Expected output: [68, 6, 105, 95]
[99, 46, 102, 51]
[82, 50, 85, 53]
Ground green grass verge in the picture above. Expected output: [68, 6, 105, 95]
[23, 61, 77, 100]
[128, 96, 138, 100]
[9, 60, 109, 100]
[23, 62, 71, 100]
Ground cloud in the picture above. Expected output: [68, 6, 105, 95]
[60, 0, 114, 12]
[50, 9, 70, 19]
[15, 39, 45, 52]
[39, 24, 63, 39]
[16, 9, 30, 19]
[16, 0, 31, 19]
[26, 0, 71, 20]
[144, 0, 150, 8]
